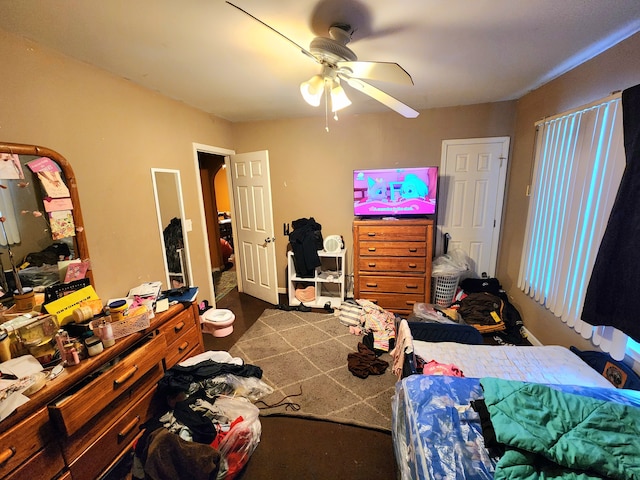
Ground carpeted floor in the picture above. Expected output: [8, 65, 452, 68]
[228, 308, 397, 431]
[213, 267, 237, 302]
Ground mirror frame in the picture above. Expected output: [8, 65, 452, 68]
[0, 141, 93, 287]
[151, 168, 192, 290]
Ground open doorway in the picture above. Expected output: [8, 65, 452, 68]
[197, 151, 237, 301]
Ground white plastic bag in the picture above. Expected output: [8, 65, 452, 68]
[432, 248, 472, 277]
[204, 374, 274, 402]
[214, 396, 261, 480]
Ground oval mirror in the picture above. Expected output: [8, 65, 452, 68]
[0, 142, 92, 302]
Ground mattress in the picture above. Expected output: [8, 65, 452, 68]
[392, 375, 640, 480]
[412, 341, 613, 388]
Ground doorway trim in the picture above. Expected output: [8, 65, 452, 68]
[192, 142, 235, 304]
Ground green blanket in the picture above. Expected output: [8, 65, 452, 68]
[480, 378, 640, 480]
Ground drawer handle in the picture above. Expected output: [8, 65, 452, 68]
[0, 447, 15, 465]
[367, 262, 376, 267]
[367, 232, 376, 237]
[368, 247, 377, 252]
[113, 365, 138, 388]
[408, 263, 417, 268]
[366, 283, 378, 288]
[406, 301, 416, 306]
[178, 341, 190, 352]
[174, 321, 185, 332]
[408, 248, 418, 253]
[118, 415, 140, 442]
[405, 284, 419, 290]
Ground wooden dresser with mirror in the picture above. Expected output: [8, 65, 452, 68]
[0, 142, 204, 480]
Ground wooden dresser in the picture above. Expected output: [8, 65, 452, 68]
[353, 218, 434, 316]
[0, 302, 204, 480]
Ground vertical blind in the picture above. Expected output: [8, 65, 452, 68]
[518, 93, 628, 359]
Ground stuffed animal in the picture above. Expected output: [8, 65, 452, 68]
[367, 177, 388, 201]
[400, 173, 428, 199]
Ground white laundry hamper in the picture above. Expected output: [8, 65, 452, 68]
[200, 308, 236, 337]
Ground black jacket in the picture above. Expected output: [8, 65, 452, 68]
[288, 217, 323, 277]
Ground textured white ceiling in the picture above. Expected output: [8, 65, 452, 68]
[1, 0, 640, 122]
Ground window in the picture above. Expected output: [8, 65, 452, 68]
[518, 93, 630, 359]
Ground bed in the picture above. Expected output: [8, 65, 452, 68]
[391, 322, 640, 480]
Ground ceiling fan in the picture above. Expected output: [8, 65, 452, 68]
[226, 2, 419, 119]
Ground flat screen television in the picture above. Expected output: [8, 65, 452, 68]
[353, 166, 438, 217]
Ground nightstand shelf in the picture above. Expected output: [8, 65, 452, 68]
[287, 249, 346, 308]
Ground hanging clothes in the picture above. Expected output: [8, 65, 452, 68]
[288, 217, 323, 278]
[163, 217, 184, 273]
[582, 83, 640, 342]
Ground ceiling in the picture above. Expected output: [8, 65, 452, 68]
[1, 0, 640, 122]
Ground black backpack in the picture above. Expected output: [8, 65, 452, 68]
[453, 292, 505, 333]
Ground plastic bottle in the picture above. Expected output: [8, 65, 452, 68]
[64, 343, 80, 366]
[100, 319, 115, 348]
[55, 329, 70, 364]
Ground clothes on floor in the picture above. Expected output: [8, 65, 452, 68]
[158, 358, 263, 399]
[358, 299, 396, 352]
[135, 354, 267, 480]
[135, 427, 221, 480]
[335, 299, 364, 327]
[347, 342, 389, 379]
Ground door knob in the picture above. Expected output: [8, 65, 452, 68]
[262, 237, 275, 247]
[444, 232, 451, 254]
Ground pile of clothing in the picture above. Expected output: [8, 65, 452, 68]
[409, 277, 529, 345]
[335, 299, 397, 379]
[131, 352, 272, 480]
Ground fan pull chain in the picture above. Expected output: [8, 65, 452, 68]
[324, 79, 330, 132]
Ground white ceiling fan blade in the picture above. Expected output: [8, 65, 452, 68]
[341, 75, 419, 118]
[226, 2, 318, 63]
[337, 61, 414, 85]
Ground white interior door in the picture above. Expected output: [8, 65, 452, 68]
[438, 137, 509, 278]
[228, 150, 279, 304]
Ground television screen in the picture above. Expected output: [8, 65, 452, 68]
[353, 167, 438, 217]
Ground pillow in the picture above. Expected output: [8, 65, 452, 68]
[570, 346, 640, 390]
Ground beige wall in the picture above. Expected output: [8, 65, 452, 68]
[0, 29, 234, 302]
[3, 21, 639, 357]
[498, 32, 640, 351]
[233, 103, 517, 290]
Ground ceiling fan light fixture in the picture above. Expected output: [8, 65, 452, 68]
[300, 75, 324, 107]
[330, 82, 351, 112]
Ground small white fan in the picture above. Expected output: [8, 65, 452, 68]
[323, 235, 343, 253]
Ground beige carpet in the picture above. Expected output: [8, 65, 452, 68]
[213, 268, 237, 302]
[228, 308, 397, 431]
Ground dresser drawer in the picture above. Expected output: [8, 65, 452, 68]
[60, 362, 163, 463]
[0, 407, 56, 478]
[358, 256, 426, 273]
[358, 241, 427, 257]
[159, 307, 195, 346]
[49, 333, 167, 436]
[358, 275, 425, 295]
[356, 224, 428, 242]
[357, 292, 424, 312]
[3, 440, 65, 480]
[68, 387, 158, 480]
[164, 325, 203, 369]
